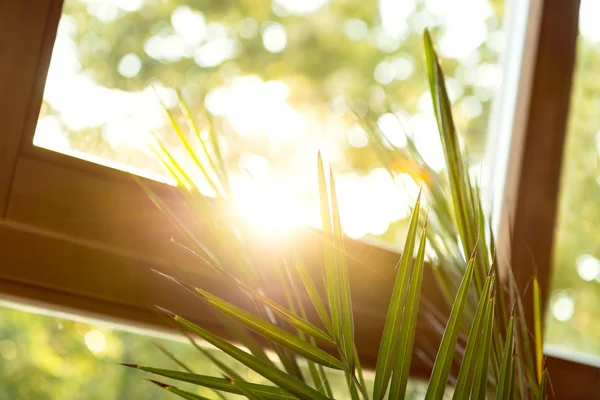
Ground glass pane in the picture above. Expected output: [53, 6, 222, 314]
[0, 303, 449, 399]
[547, 0, 600, 364]
[35, 0, 505, 245]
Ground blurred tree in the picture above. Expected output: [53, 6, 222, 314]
[547, 28, 600, 356]
[37, 0, 505, 244]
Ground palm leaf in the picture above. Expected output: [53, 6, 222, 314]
[425, 247, 477, 400]
[222, 270, 335, 346]
[293, 258, 333, 334]
[470, 297, 495, 399]
[152, 340, 195, 374]
[452, 274, 493, 399]
[182, 330, 245, 381]
[176, 91, 225, 192]
[157, 308, 333, 400]
[495, 316, 515, 400]
[161, 100, 221, 197]
[389, 216, 428, 398]
[423, 28, 484, 290]
[283, 261, 335, 398]
[328, 168, 355, 369]
[123, 365, 294, 400]
[372, 191, 421, 400]
[148, 380, 213, 400]
[203, 105, 230, 194]
[537, 369, 548, 400]
[317, 153, 341, 341]
[175, 284, 345, 370]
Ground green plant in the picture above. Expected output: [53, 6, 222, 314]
[123, 30, 547, 399]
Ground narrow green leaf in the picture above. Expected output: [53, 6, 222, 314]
[425, 248, 477, 400]
[423, 28, 478, 288]
[203, 107, 230, 194]
[162, 100, 222, 197]
[372, 192, 422, 400]
[182, 330, 244, 381]
[154, 290, 254, 386]
[157, 269, 338, 370]
[491, 268, 507, 381]
[214, 309, 277, 368]
[389, 219, 428, 399]
[221, 375, 263, 400]
[158, 309, 333, 400]
[318, 153, 340, 341]
[176, 91, 224, 191]
[495, 316, 515, 400]
[513, 282, 537, 398]
[537, 369, 548, 400]
[189, 287, 345, 370]
[224, 270, 335, 347]
[346, 371, 360, 400]
[294, 258, 333, 334]
[533, 277, 543, 385]
[152, 340, 194, 373]
[329, 168, 355, 368]
[148, 380, 212, 400]
[353, 345, 368, 399]
[306, 359, 326, 395]
[470, 297, 495, 400]
[452, 275, 492, 399]
[149, 132, 194, 189]
[156, 269, 275, 367]
[507, 355, 515, 400]
[122, 365, 294, 400]
[514, 348, 529, 400]
[271, 263, 308, 382]
[283, 260, 335, 399]
[137, 181, 221, 273]
[488, 223, 510, 385]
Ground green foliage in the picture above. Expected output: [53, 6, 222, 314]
[125, 31, 547, 399]
[549, 22, 600, 356]
[372, 190, 421, 400]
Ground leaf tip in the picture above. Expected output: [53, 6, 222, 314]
[155, 305, 177, 319]
[148, 379, 172, 389]
[423, 28, 433, 45]
[119, 363, 140, 369]
[151, 268, 172, 280]
[328, 165, 336, 185]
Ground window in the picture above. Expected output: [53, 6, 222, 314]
[546, 0, 600, 364]
[1, 0, 598, 398]
[34, 0, 505, 245]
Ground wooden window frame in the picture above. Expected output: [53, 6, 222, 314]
[497, 1, 600, 397]
[0, 0, 597, 395]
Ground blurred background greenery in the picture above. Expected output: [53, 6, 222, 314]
[0, 303, 448, 399]
[2, 0, 599, 398]
[547, 0, 600, 362]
